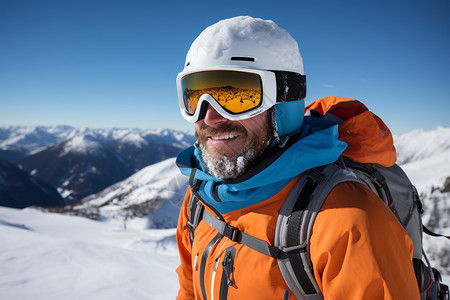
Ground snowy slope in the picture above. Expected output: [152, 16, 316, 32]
[76, 157, 189, 229]
[0, 206, 180, 300]
[0, 206, 448, 300]
[395, 127, 450, 277]
[395, 126, 450, 193]
[395, 126, 450, 165]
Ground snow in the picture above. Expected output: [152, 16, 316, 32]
[119, 132, 148, 148]
[58, 187, 74, 199]
[76, 157, 188, 229]
[0, 189, 448, 300]
[400, 150, 450, 193]
[60, 135, 103, 157]
[0, 206, 180, 300]
[395, 126, 450, 165]
[82, 158, 186, 207]
[394, 126, 450, 194]
[395, 126, 450, 202]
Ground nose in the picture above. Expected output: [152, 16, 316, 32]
[202, 104, 229, 127]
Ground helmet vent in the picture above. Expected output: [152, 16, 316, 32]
[230, 56, 255, 62]
[185, 61, 190, 67]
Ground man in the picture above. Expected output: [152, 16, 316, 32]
[175, 16, 419, 299]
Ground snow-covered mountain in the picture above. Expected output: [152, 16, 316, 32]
[65, 158, 189, 229]
[395, 126, 450, 165]
[16, 134, 136, 201]
[394, 126, 450, 194]
[0, 125, 195, 161]
[0, 126, 195, 203]
[0, 125, 73, 161]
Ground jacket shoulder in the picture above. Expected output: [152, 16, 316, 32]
[309, 181, 419, 300]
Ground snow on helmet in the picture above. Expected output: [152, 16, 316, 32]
[180, 16, 306, 138]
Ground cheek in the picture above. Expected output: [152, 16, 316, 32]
[241, 114, 271, 139]
[194, 121, 203, 133]
[194, 122, 205, 141]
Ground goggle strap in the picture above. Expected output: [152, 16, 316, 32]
[274, 71, 306, 102]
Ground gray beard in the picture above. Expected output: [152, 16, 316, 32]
[199, 144, 264, 179]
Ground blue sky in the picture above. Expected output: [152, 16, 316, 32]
[1, 0, 449, 135]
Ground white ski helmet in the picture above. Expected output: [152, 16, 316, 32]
[179, 16, 306, 138]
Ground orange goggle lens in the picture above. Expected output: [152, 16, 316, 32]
[181, 70, 262, 115]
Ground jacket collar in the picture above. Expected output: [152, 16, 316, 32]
[176, 116, 347, 214]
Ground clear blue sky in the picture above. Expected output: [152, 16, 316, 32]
[1, 0, 449, 135]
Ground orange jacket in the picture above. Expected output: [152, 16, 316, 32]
[176, 97, 420, 299]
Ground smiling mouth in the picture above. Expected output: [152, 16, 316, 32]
[209, 134, 239, 141]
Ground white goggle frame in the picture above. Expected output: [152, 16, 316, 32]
[176, 66, 277, 123]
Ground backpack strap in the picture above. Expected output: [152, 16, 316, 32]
[202, 209, 286, 259]
[186, 192, 204, 246]
[186, 169, 205, 245]
[274, 162, 367, 300]
[187, 185, 289, 259]
[423, 226, 450, 240]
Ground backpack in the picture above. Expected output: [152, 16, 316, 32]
[273, 157, 449, 300]
[186, 97, 449, 300]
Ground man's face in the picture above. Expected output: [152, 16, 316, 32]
[195, 104, 272, 179]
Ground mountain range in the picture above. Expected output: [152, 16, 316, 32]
[0, 125, 195, 203]
[0, 125, 195, 159]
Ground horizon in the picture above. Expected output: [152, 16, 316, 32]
[2, 123, 449, 138]
[1, 0, 449, 135]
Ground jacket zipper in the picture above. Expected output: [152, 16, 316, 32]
[193, 253, 199, 271]
[219, 246, 236, 300]
[200, 233, 222, 300]
[210, 257, 221, 300]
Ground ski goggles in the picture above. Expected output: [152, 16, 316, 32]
[177, 68, 306, 123]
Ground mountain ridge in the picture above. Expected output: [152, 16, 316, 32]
[0, 125, 195, 202]
[0, 125, 195, 161]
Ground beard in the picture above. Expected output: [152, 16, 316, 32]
[197, 122, 271, 179]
